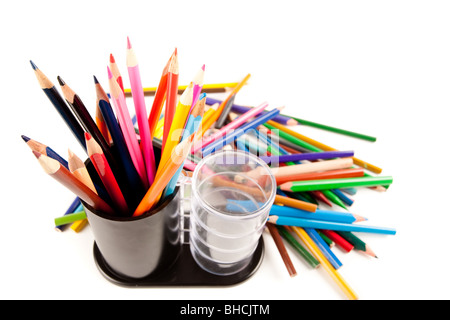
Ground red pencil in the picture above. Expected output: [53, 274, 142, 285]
[321, 230, 354, 253]
[110, 54, 124, 94]
[163, 48, 179, 150]
[310, 191, 333, 207]
[85, 132, 128, 215]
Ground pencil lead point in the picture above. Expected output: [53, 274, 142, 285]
[21, 135, 30, 142]
[32, 150, 41, 159]
[93, 75, 99, 84]
[107, 66, 113, 79]
[127, 36, 132, 49]
[57, 76, 65, 86]
[85, 132, 92, 141]
[109, 53, 115, 63]
[202, 64, 206, 71]
[30, 60, 38, 70]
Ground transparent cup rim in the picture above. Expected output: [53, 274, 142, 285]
[192, 150, 276, 221]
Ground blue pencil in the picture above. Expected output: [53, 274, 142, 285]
[268, 215, 396, 235]
[305, 228, 342, 270]
[202, 107, 281, 156]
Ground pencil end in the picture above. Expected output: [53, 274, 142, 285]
[57, 76, 65, 86]
[30, 60, 38, 70]
[127, 36, 132, 49]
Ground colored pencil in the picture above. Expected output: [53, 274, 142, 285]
[108, 65, 148, 189]
[284, 115, 377, 142]
[21, 135, 68, 169]
[148, 49, 174, 138]
[86, 132, 128, 215]
[95, 102, 112, 145]
[165, 95, 206, 196]
[192, 65, 205, 108]
[310, 190, 333, 207]
[126, 37, 156, 186]
[336, 231, 377, 258]
[109, 54, 124, 93]
[280, 176, 394, 193]
[193, 101, 269, 154]
[202, 107, 281, 156]
[133, 134, 195, 217]
[55, 197, 81, 232]
[277, 226, 320, 269]
[322, 189, 348, 210]
[128, 82, 239, 97]
[259, 150, 354, 165]
[304, 228, 342, 270]
[331, 189, 354, 207]
[57, 76, 117, 171]
[205, 97, 298, 126]
[265, 120, 383, 174]
[33, 151, 114, 215]
[268, 215, 396, 235]
[317, 230, 334, 247]
[30, 61, 86, 150]
[292, 226, 358, 300]
[270, 204, 366, 224]
[201, 74, 251, 137]
[266, 223, 297, 277]
[163, 49, 179, 150]
[321, 230, 354, 253]
[96, 81, 144, 205]
[68, 149, 97, 194]
[54, 211, 87, 227]
[158, 82, 193, 177]
[275, 168, 365, 186]
[274, 194, 317, 213]
[214, 93, 236, 129]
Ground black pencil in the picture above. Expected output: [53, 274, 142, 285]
[30, 61, 86, 151]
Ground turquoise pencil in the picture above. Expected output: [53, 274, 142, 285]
[268, 215, 396, 235]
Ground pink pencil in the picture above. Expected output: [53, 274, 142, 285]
[126, 37, 156, 186]
[107, 66, 148, 190]
[192, 64, 205, 108]
[191, 101, 269, 154]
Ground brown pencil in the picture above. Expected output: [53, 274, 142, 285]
[33, 151, 114, 215]
[267, 223, 297, 277]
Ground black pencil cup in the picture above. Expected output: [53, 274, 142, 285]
[82, 187, 181, 279]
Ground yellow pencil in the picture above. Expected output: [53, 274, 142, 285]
[291, 226, 359, 300]
[124, 82, 240, 97]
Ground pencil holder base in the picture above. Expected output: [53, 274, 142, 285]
[93, 237, 264, 287]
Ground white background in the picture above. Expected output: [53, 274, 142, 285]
[1, 0, 449, 300]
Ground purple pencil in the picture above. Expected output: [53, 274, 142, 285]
[205, 97, 298, 126]
[259, 150, 355, 164]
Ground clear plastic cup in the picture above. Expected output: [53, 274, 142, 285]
[190, 150, 276, 276]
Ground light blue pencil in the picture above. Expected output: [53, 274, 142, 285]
[268, 215, 396, 235]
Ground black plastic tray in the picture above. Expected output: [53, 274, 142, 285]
[93, 238, 265, 287]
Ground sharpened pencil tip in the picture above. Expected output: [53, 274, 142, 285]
[107, 66, 113, 79]
[30, 60, 38, 70]
[202, 64, 206, 71]
[57, 76, 65, 86]
[21, 135, 30, 142]
[85, 132, 92, 141]
[109, 54, 115, 63]
[127, 36, 132, 49]
[93, 75, 99, 84]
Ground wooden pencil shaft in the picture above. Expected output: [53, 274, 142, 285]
[267, 223, 297, 277]
[275, 168, 365, 185]
[271, 158, 354, 178]
[277, 226, 319, 268]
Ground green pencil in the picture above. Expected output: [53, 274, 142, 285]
[322, 189, 348, 210]
[286, 116, 377, 142]
[280, 176, 394, 192]
[277, 226, 320, 269]
[264, 123, 322, 152]
[336, 231, 377, 258]
[54, 211, 87, 227]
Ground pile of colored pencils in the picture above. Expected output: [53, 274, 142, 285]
[26, 38, 394, 300]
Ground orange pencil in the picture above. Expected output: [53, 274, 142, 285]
[133, 134, 194, 217]
[85, 132, 128, 215]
